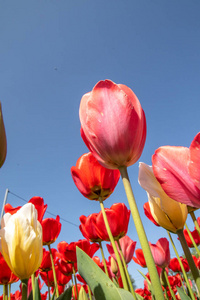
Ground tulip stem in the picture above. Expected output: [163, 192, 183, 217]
[88, 285, 92, 300]
[21, 279, 28, 300]
[119, 166, 165, 300]
[8, 284, 11, 300]
[48, 244, 59, 298]
[99, 241, 109, 277]
[167, 231, 196, 300]
[46, 272, 51, 300]
[190, 211, 200, 237]
[72, 263, 79, 300]
[99, 197, 129, 291]
[3, 284, 8, 300]
[31, 274, 35, 300]
[163, 269, 176, 300]
[177, 229, 200, 296]
[185, 223, 200, 256]
[116, 240, 137, 299]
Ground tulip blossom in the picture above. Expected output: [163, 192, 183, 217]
[42, 215, 61, 245]
[0, 253, 19, 285]
[149, 238, 170, 269]
[79, 79, 146, 169]
[79, 213, 102, 242]
[71, 152, 120, 200]
[138, 162, 188, 233]
[132, 248, 147, 268]
[143, 202, 160, 227]
[183, 228, 200, 248]
[0, 102, 7, 168]
[152, 137, 200, 208]
[95, 203, 130, 241]
[0, 203, 43, 279]
[39, 248, 57, 272]
[107, 235, 136, 264]
[4, 196, 47, 223]
[168, 257, 190, 273]
[188, 132, 200, 190]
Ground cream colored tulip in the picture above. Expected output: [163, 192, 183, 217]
[138, 162, 188, 233]
[0, 203, 43, 279]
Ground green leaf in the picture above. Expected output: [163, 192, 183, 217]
[176, 287, 192, 300]
[56, 287, 72, 300]
[77, 247, 134, 300]
[135, 293, 145, 300]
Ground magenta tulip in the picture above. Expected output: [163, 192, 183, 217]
[79, 79, 146, 169]
[149, 238, 170, 269]
[189, 132, 200, 190]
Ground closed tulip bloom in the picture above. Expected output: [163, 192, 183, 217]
[152, 138, 200, 208]
[183, 228, 200, 248]
[0, 203, 43, 280]
[79, 80, 146, 169]
[138, 162, 188, 233]
[42, 215, 61, 245]
[149, 238, 170, 269]
[71, 152, 120, 200]
[79, 213, 102, 242]
[0, 103, 7, 168]
[188, 132, 200, 190]
[132, 248, 146, 268]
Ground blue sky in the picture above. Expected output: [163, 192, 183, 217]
[0, 0, 200, 291]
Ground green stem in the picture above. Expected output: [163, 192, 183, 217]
[99, 197, 129, 291]
[185, 223, 200, 256]
[177, 229, 200, 296]
[3, 285, 8, 300]
[72, 263, 79, 300]
[99, 241, 109, 277]
[46, 272, 50, 300]
[8, 284, 11, 300]
[48, 244, 59, 298]
[71, 277, 76, 300]
[21, 279, 28, 300]
[167, 231, 196, 300]
[163, 269, 176, 300]
[190, 211, 200, 237]
[119, 166, 164, 300]
[116, 240, 137, 299]
[31, 273, 35, 300]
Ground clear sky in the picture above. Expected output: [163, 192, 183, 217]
[0, 0, 200, 291]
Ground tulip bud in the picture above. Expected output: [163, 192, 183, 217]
[0, 103, 7, 168]
[78, 287, 88, 300]
[0, 203, 43, 280]
[111, 257, 118, 275]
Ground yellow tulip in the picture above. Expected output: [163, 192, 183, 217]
[138, 162, 188, 233]
[0, 102, 7, 168]
[0, 203, 43, 279]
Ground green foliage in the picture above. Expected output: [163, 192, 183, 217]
[76, 247, 135, 300]
[176, 287, 192, 300]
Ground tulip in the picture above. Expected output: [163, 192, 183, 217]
[149, 238, 170, 269]
[183, 228, 200, 248]
[42, 215, 61, 245]
[152, 139, 200, 208]
[189, 132, 200, 190]
[143, 202, 160, 227]
[71, 152, 120, 200]
[0, 252, 19, 284]
[79, 213, 102, 242]
[0, 103, 7, 168]
[79, 79, 146, 169]
[132, 248, 147, 268]
[0, 203, 43, 280]
[138, 162, 188, 233]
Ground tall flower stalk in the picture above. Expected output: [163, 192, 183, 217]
[119, 166, 164, 299]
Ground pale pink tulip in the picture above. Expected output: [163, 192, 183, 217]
[149, 238, 170, 269]
[152, 142, 200, 208]
[189, 132, 200, 190]
[79, 80, 146, 169]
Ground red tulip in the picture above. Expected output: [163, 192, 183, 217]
[79, 213, 102, 242]
[132, 248, 147, 268]
[182, 228, 200, 248]
[4, 196, 47, 222]
[143, 202, 160, 227]
[149, 238, 170, 269]
[95, 203, 130, 241]
[0, 253, 19, 284]
[152, 136, 200, 208]
[107, 235, 136, 264]
[71, 152, 120, 200]
[79, 80, 146, 169]
[39, 248, 57, 272]
[57, 258, 75, 275]
[42, 215, 61, 245]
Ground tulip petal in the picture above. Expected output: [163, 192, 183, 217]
[152, 146, 200, 208]
[189, 132, 200, 190]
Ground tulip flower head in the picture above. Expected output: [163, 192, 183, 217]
[149, 238, 170, 269]
[42, 215, 61, 245]
[0, 203, 43, 280]
[71, 152, 120, 200]
[138, 162, 188, 233]
[79, 80, 146, 169]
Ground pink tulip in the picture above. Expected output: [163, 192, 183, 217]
[79, 80, 146, 169]
[106, 235, 136, 264]
[189, 132, 200, 190]
[152, 138, 200, 208]
[149, 238, 170, 269]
